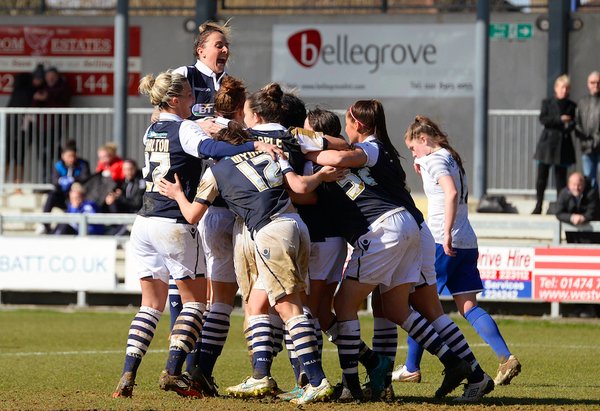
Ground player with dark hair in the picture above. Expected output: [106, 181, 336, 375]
[112, 71, 281, 399]
[404, 115, 521, 389]
[158, 119, 344, 404]
[308, 100, 471, 401]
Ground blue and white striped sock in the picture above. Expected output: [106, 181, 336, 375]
[122, 306, 162, 377]
[167, 276, 181, 331]
[336, 319, 361, 391]
[165, 302, 204, 375]
[286, 315, 325, 387]
[373, 317, 397, 385]
[270, 313, 284, 357]
[401, 310, 457, 368]
[197, 302, 233, 377]
[249, 314, 274, 379]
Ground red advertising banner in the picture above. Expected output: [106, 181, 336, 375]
[0, 25, 141, 96]
[533, 247, 600, 302]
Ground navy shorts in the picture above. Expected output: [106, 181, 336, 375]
[435, 245, 483, 295]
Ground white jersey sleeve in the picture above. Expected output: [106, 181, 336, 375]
[290, 128, 326, 153]
[353, 140, 379, 167]
[179, 119, 212, 157]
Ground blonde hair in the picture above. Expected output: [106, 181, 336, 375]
[138, 71, 188, 110]
[98, 142, 118, 157]
[70, 182, 85, 194]
[555, 74, 570, 87]
[194, 20, 231, 59]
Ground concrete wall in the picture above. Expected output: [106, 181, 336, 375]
[0, 12, 598, 193]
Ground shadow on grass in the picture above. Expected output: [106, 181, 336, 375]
[395, 395, 600, 407]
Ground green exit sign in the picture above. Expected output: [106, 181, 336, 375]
[490, 23, 533, 40]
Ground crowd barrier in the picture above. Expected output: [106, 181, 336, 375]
[0, 212, 599, 316]
[1, 108, 541, 195]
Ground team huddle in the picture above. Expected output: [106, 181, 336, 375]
[112, 21, 521, 404]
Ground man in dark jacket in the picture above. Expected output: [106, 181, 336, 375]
[575, 71, 600, 188]
[555, 172, 600, 226]
[37, 140, 91, 234]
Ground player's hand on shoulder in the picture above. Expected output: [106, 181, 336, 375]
[157, 173, 183, 200]
[196, 118, 225, 135]
[255, 141, 286, 160]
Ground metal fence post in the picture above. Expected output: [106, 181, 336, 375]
[0, 111, 6, 193]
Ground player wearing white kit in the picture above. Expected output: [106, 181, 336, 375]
[403, 115, 521, 390]
[158, 120, 344, 404]
[112, 71, 281, 399]
[187, 76, 247, 393]
[308, 100, 472, 401]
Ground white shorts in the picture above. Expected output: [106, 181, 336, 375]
[308, 236, 347, 285]
[412, 222, 437, 291]
[253, 213, 310, 306]
[130, 215, 205, 284]
[199, 206, 236, 283]
[233, 217, 258, 301]
[344, 208, 421, 293]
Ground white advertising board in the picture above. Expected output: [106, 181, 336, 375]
[0, 238, 116, 291]
[272, 24, 475, 97]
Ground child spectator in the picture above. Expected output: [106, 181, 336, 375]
[36, 140, 91, 234]
[53, 182, 105, 235]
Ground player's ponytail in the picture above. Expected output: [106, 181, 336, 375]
[214, 120, 253, 145]
[349, 100, 406, 183]
[215, 76, 246, 119]
[246, 82, 284, 124]
[139, 71, 187, 110]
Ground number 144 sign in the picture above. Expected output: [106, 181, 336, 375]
[0, 25, 141, 96]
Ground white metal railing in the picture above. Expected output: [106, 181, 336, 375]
[0, 107, 152, 192]
[0, 212, 136, 236]
[1, 107, 543, 195]
[487, 109, 542, 195]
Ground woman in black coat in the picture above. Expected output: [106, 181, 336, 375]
[532, 74, 577, 214]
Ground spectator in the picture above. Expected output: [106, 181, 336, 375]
[53, 182, 105, 235]
[555, 171, 600, 226]
[6, 72, 35, 191]
[575, 70, 600, 188]
[96, 142, 124, 184]
[33, 66, 71, 108]
[37, 140, 91, 234]
[32, 66, 72, 181]
[532, 74, 577, 214]
[104, 159, 145, 236]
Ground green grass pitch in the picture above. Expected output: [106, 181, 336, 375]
[1, 307, 599, 410]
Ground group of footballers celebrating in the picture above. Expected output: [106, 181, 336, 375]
[112, 20, 521, 405]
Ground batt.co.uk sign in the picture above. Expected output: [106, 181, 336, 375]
[0, 25, 141, 96]
[0, 237, 116, 291]
[272, 24, 475, 98]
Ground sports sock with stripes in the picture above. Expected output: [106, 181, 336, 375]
[122, 306, 162, 377]
[165, 302, 204, 375]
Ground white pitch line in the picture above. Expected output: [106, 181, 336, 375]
[1, 342, 598, 357]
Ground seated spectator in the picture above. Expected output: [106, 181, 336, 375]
[555, 172, 600, 226]
[104, 159, 145, 236]
[53, 182, 105, 235]
[37, 140, 91, 234]
[96, 142, 124, 184]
